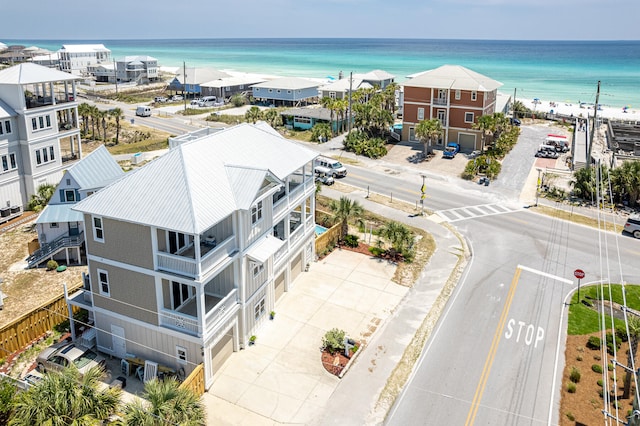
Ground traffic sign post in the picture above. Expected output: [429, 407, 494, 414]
[574, 269, 585, 303]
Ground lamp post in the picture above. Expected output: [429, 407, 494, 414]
[535, 168, 542, 207]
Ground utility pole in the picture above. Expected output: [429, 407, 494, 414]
[113, 59, 118, 96]
[348, 71, 353, 135]
[587, 80, 601, 170]
[512, 88, 517, 117]
[183, 62, 187, 113]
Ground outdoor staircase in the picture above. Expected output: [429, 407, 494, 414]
[26, 232, 84, 268]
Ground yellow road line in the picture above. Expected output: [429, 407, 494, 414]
[464, 267, 522, 426]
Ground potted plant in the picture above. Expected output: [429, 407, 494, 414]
[249, 335, 256, 345]
[270, 311, 276, 320]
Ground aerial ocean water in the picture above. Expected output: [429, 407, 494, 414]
[5, 38, 640, 108]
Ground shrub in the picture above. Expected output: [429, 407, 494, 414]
[605, 332, 620, 355]
[587, 336, 601, 350]
[608, 363, 614, 371]
[567, 382, 577, 393]
[249, 335, 256, 344]
[322, 328, 346, 355]
[616, 327, 629, 343]
[46, 259, 59, 271]
[566, 412, 575, 421]
[343, 234, 359, 248]
[576, 355, 583, 361]
[597, 379, 603, 387]
[592, 364, 603, 374]
[369, 246, 385, 257]
[569, 367, 581, 383]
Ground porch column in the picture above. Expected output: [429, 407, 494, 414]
[76, 134, 82, 159]
[50, 82, 56, 105]
[197, 285, 205, 335]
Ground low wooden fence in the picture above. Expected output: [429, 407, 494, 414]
[0, 283, 83, 356]
[179, 363, 205, 396]
[315, 223, 341, 256]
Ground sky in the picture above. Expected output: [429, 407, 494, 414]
[2, 0, 640, 40]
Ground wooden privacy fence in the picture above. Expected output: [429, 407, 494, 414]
[0, 282, 82, 356]
[315, 223, 341, 256]
[179, 363, 205, 396]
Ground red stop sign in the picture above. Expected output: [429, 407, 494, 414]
[574, 269, 585, 279]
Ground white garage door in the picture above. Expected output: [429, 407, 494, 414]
[458, 133, 476, 152]
[210, 331, 233, 374]
[275, 272, 285, 301]
[291, 252, 303, 282]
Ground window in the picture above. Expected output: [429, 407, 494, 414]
[417, 108, 424, 121]
[329, 91, 336, 99]
[35, 150, 42, 165]
[253, 263, 264, 277]
[66, 179, 71, 185]
[0, 120, 10, 135]
[409, 127, 416, 141]
[97, 269, 110, 296]
[39, 116, 44, 128]
[49, 146, 55, 161]
[455, 90, 461, 100]
[65, 190, 75, 202]
[9, 153, 16, 170]
[176, 346, 187, 365]
[50, 222, 59, 228]
[34, 147, 55, 166]
[43, 148, 48, 163]
[465, 112, 475, 123]
[1, 156, 7, 171]
[287, 90, 291, 94]
[93, 216, 104, 242]
[46, 115, 51, 127]
[171, 281, 192, 309]
[32, 118, 37, 131]
[251, 201, 263, 224]
[254, 297, 265, 320]
[471, 91, 477, 101]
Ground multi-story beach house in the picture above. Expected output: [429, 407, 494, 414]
[68, 123, 318, 389]
[168, 68, 231, 97]
[0, 63, 82, 222]
[93, 56, 159, 85]
[28, 145, 124, 268]
[251, 77, 320, 107]
[318, 69, 396, 100]
[402, 65, 502, 152]
[58, 44, 112, 76]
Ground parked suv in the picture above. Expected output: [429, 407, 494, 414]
[624, 214, 640, 239]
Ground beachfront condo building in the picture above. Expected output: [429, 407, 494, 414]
[402, 65, 502, 152]
[58, 44, 112, 76]
[0, 63, 82, 223]
[68, 123, 318, 389]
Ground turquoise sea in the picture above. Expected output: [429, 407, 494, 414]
[5, 38, 640, 108]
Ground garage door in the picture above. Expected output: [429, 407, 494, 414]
[291, 252, 303, 282]
[458, 133, 476, 152]
[210, 330, 233, 374]
[275, 272, 285, 301]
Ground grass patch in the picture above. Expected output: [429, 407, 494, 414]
[534, 205, 624, 233]
[567, 284, 640, 335]
[107, 136, 170, 155]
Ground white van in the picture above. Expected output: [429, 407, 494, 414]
[197, 96, 217, 107]
[135, 106, 151, 117]
[315, 156, 347, 178]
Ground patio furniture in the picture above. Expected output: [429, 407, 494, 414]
[120, 359, 130, 376]
[143, 360, 158, 383]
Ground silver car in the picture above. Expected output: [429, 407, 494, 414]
[624, 214, 640, 239]
[37, 342, 105, 377]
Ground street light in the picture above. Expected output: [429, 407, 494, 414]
[535, 168, 542, 207]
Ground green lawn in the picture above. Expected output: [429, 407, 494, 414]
[567, 284, 640, 335]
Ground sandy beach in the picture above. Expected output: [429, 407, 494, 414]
[519, 98, 640, 122]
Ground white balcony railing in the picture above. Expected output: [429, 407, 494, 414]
[205, 288, 239, 335]
[433, 98, 448, 106]
[290, 226, 304, 246]
[273, 198, 287, 218]
[274, 243, 288, 264]
[157, 252, 197, 277]
[159, 309, 200, 335]
[200, 235, 236, 276]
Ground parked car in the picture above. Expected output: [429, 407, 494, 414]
[510, 117, 521, 126]
[190, 98, 201, 106]
[37, 342, 106, 377]
[315, 172, 335, 186]
[154, 96, 167, 103]
[171, 95, 183, 101]
[443, 142, 460, 159]
[624, 214, 640, 239]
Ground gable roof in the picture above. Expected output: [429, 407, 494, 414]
[173, 68, 231, 85]
[359, 69, 395, 82]
[403, 65, 502, 92]
[251, 77, 320, 91]
[318, 78, 373, 93]
[59, 44, 110, 53]
[120, 55, 157, 63]
[73, 124, 318, 234]
[201, 75, 267, 88]
[0, 99, 17, 119]
[0, 62, 80, 85]
[66, 145, 125, 192]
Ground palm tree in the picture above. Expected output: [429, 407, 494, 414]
[27, 183, 55, 212]
[10, 366, 121, 425]
[245, 106, 263, 124]
[78, 102, 91, 136]
[321, 97, 337, 136]
[89, 105, 99, 140]
[415, 118, 442, 155]
[109, 107, 124, 145]
[328, 196, 364, 241]
[379, 221, 414, 259]
[623, 316, 640, 399]
[382, 83, 399, 114]
[123, 378, 205, 426]
[473, 114, 495, 152]
[611, 161, 640, 207]
[263, 108, 281, 128]
[99, 109, 109, 142]
[334, 98, 349, 133]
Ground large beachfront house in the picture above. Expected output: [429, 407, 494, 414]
[94, 56, 159, 84]
[68, 123, 318, 389]
[200, 75, 267, 101]
[0, 63, 82, 222]
[28, 145, 124, 268]
[168, 68, 231, 97]
[58, 44, 112, 76]
[402, 65, 502, 151]
[251, 77, 320, 107]
[318, 69, 396, 100]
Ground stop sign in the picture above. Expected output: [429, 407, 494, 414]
[574, 269, 585, 279]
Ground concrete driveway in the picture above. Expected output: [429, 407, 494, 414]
[203, 249, 408, 425]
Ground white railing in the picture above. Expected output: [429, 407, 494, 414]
[290, 226, 304, 246]
[159, 309, 200, 335]
[157, 252, 197, 277]
[200, 235, 236, 276]
[433, 98, 448, 106]
[273, 198, 287, 218]
[274, 243, 288, 264]
[205, 288, 239, 334]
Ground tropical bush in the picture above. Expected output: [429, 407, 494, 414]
[569, 367, 581, 383]
[567, 382, 577, 393]
[46, 260, 58, 271]
[310, 123, 332, 143]
[322, 328, 346, 355]
[343, 234, 359, 248]
[592, 364, 603, 374]
[343, 131, 387, 159]
[587, 336, 601, 350]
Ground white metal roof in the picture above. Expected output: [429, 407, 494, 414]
[0, 99, 17, 118]
[201, 75, 267, 88]
[318, 78, 373, 93]
[73, 123, 318, 234]
[59, 44, 110, 53]
[0, 62, 80, 85]
[120, 55, 157, 62]
[174, 68, 231, 85]
[359, 69, 395, 81]
[402, 65, 502, 92]
[36, 204, 84, 224]
[246, 234, 285, 263]
[66, 145, 125, 192]
[251, 77, 320, 90]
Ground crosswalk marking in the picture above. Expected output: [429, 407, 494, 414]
[436, 203, 521, 223]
